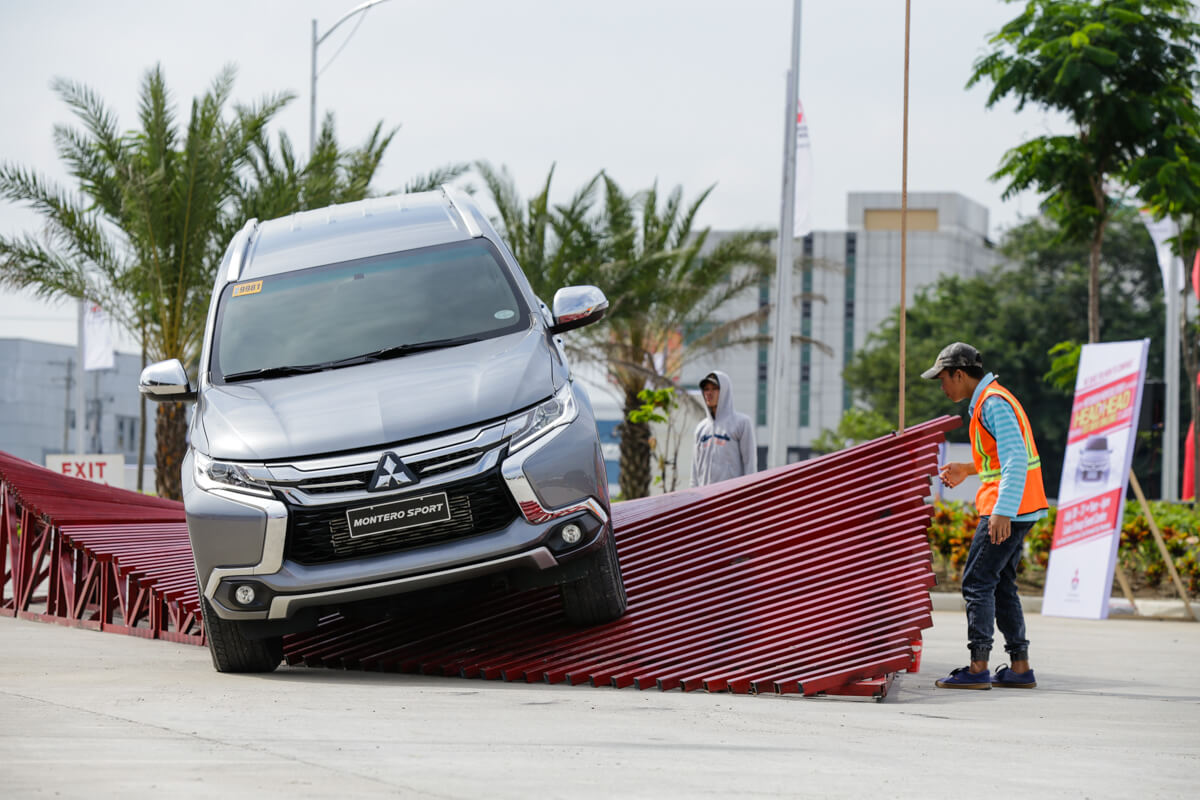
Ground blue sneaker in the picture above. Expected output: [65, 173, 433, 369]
[935, 666, 992, 689]
[991, 665, 1037, 689]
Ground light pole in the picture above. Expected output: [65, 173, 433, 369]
[310, 0, 393, 154]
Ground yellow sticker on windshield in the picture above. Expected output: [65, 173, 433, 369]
[232, 280, 263, 297]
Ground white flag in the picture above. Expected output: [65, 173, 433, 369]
[793, 99, 813, 238]
[83, 300, 114, 371]
[1139, 209, 1185, 294]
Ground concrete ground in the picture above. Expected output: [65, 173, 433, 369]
[1, 608, 1197, 799]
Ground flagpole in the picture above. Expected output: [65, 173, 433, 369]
[898, 0, 912, 432]
[768, 0, 802, 469]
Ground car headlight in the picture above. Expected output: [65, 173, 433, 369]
[504, 383, 578, 453]
[193, 452, 273, 498]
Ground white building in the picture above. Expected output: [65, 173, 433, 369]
[683, 191, 1004, 468]
[0, 338, 157, 489]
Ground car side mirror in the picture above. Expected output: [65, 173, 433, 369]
[549, 285, 608, 334]
[139, 358, 197, 402]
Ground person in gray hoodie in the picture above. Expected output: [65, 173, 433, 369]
[690, 370, 757, 487]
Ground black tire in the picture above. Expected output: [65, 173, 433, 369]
[559, 531, 628, 626]
[200, 593, 283, 673]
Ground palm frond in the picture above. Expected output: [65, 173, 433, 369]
[50, 76, 125, 168]
[342, 120, 400, 200]
[473, 160, 524, 242]
[402, 162, 469, 194]
[674, 183, 715, 244]
[791, 333, 834, 357]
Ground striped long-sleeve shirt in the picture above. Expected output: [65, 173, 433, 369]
[968, 373, 1048, 521]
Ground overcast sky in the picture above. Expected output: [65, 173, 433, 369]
[0, 0, 1062, 351]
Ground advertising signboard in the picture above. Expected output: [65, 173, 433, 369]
[1042, 339, 1149, 619]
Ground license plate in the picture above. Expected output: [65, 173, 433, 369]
[345, 492, 452, 539]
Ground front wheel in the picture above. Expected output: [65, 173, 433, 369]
[200, 593, 283, 673]
[559, 531, 628, 626]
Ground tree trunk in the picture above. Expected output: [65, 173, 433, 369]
[154, 401, 188, 500]
[618, 388, 651, 500]
[136, 324, 146, 493]
[1088, 225, 1104, 343]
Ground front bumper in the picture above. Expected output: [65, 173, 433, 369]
[186, 405, 609, 623]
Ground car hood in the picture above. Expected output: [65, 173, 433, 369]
[195, 329, 555, 461]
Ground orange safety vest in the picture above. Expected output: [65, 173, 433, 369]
[969, 381, 1048, 516]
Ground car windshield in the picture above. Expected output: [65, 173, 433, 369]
[212, 239, 528, 382]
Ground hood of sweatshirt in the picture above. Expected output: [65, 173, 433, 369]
[704, 369, 737, 425]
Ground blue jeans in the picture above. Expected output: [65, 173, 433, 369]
[961, 516, 1033, 663]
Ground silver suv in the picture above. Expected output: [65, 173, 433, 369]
[139, 187, 625, 673]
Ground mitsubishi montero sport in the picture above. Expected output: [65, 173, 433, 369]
[139, 187, 626, 673]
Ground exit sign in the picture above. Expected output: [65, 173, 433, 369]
[45, 454, 125, 490]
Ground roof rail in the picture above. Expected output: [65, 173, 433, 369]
[226, 218, 259, 282]
[440, 185, 482, 238]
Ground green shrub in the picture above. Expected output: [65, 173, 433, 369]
[926, 499, 1200, 595]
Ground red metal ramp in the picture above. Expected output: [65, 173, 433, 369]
[283, 415, 959, 696]
[0, 451, 197, 642]
[2, 415, 959, 696]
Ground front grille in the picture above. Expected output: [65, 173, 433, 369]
[413, 448, 486, 478]
[285, 470, 518, 565]
[297, 471, 374, 495]
[292, 448, 488, 495]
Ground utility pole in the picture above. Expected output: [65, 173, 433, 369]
[50, 357, 75, 452]
[138, 322, 147, 491]
[89, 371, 104, 453]
[1164, 253, 1180, 500]
[1142, 212, 1185, 500]
[63, 358, 74, 452]
[75, 299, 85, 454]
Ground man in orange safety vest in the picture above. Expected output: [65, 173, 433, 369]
[924, 342, 1047, 691]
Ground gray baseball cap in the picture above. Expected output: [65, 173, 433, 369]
[920, 342, 983, 379]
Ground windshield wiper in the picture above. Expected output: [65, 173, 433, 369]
[326, 337, 482, 367]
[222, 337, 482, 382]
[222, 363, 329, 383]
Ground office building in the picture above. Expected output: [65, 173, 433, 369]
[683, 191, 1003, 467]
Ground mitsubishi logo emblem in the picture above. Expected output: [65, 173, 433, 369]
[368, 452, 416, 492]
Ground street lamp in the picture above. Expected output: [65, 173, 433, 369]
[310, 0, 394, 154]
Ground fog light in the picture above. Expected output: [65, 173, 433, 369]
[234, 584, 257, 605]
[561, 523, 583, 545]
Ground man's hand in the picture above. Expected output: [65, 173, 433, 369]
[938, 462, 974, 489]
[989, 514, 1012, 544]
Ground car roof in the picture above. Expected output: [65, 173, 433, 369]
[237, 190, 482, 281]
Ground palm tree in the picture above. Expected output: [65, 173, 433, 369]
[1, 65, 289, 498]
[582, 176, 776, 498]
[226, 112, 468, 244]
[473, 160, 601, 298]
[476, 165, 776, 498]
[0, 65, 431, 498]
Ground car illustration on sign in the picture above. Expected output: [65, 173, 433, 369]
[1075, 434, 1112, 484]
